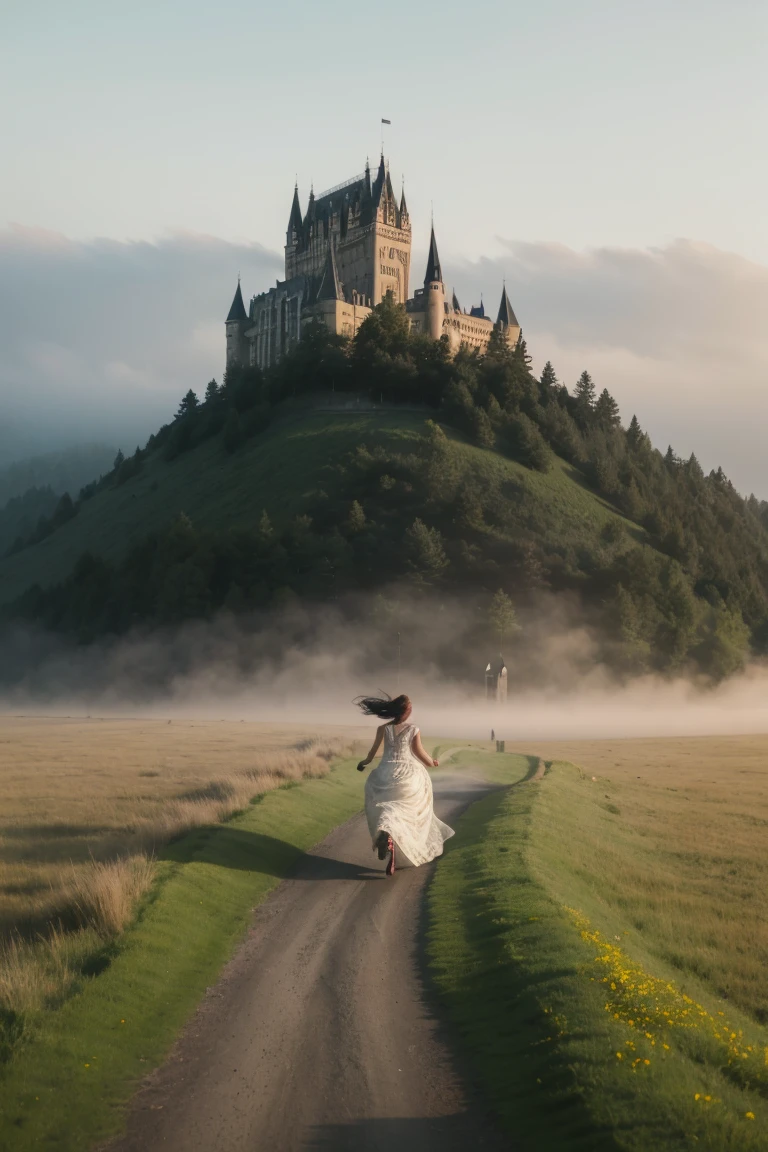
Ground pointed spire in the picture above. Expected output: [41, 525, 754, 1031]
[496, 283, 519, 328]
[372, 152, 386, 205]
[226, 280, 247, 324]
[399, 183, 408, 216]
[424, 225, 442, 286]
[287, 183, 302, 240]
[452, 289, 461, 313]
[314, 240, 343, 303]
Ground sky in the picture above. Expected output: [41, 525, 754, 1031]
[1, 0, 767, 494]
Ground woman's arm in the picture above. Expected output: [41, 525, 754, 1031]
[412, 731, 439, 769]
[357, 725, 385, 771]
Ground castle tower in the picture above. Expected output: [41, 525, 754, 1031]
[424, 225, 445, 342]
[285, 183, 303, 256]
[496, 284, 522, 349]
[225, 279, 248, 367]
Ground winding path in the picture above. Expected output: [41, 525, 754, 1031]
[109, 775, 509, 1152]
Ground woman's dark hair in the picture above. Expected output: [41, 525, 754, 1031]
[355, 693, 411, 722]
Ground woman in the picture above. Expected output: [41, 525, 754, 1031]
[355, 693, 454, 876]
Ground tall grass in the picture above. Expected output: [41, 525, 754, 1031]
[0, 732, 354, 1020]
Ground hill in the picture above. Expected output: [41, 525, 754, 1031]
[0, 444, 116, 506]
[2, 299, 767, 683]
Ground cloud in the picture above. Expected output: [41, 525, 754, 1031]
[0, 225, 280, 462]
[451, 238, 768, 496]
[0, 225, 765, 497]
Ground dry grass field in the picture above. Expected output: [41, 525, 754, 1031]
[518, 734, 768, 1023]
[0, 715, 363, 1011]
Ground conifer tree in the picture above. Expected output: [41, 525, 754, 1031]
[405, 518, 449, 585]
[686, 453, 704, 481]
[204, 379, 219, 403]
[539, 361, 558, 392]
[626, 414, 644, 450]
[176, 389, 199, 418]
[664, 445, 680, 471]
[594, 387, 621, 428]
[574, 370, 596, 409]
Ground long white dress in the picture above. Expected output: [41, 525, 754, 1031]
[364, 722, 454, 866]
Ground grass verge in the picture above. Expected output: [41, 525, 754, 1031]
[427, 755, 768, 1152]
[0, 758, 363, 1152]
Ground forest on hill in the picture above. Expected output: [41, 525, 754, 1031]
[4, 296, 768, 684]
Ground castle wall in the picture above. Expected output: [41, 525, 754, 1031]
[310, 299, 372, 340]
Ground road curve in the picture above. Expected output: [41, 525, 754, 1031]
[109, 776, 509, 1152]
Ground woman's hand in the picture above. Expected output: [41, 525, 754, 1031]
[432, 758, 439, 768]
[356, 760, 368, 772]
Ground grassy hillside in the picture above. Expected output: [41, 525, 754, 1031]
[0, 409, 634, 606]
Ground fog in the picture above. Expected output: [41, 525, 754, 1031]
[2, 594, 767, 741]
[1, 225, 767, 498]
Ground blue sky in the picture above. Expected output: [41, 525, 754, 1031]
[3, 0, 766, 261]
[1, 0, 767, 495]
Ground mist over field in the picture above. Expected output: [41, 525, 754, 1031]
[2, 592, 767, 739]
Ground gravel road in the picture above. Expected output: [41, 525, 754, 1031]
[109, 775, 509, 1152]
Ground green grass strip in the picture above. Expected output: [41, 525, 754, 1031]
[426, 761, 768, 1152]
[0, 761, 364, 1152]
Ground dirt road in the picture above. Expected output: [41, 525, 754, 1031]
[110, 776, 508, 1152]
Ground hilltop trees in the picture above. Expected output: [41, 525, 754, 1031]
[7, 289, 768, 685]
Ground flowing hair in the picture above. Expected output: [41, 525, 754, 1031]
[354, 693, 411, 723]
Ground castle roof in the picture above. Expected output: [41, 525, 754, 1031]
[469, 300, 485, 319]
[497, 284, 519, 328]
[424, 226, 442, 285]
[226, 281, 248, 324]
[287, 184, 302, 237]
[313, 241, 343, 303]
[451, 289, 461, 313]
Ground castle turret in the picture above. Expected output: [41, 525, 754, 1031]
[496, 284, 521, 348]
[286, 183, 302, 248]
[399, 185, 410, 231]
[225, 279, 249, 367]
[424, 225, 445, 341]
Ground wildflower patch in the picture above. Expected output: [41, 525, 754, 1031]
[566, 906, 768, 1096]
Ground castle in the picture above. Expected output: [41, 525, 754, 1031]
[225, 154, 521, 370]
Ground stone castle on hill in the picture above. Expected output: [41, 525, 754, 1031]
[225, 154, 521, 370]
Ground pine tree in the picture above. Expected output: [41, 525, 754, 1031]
[539, 361, 558, 397]
[113, 449, 125, 471]
[540, 361, 557, 388]
[686, 453, 704, 481]
[204, 379, 219, 403]
[176, 389, 199, 418]
[626, 414, 644, 450]
[405, 519, 449, 585]
[664, 445, 680, 472]
[573, 370, 596, 409]
[513, 334, 532, 369]
[594, 388, 621, 428]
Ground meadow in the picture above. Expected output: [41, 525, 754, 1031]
[0, 716, 362, 1016]
[429, 735, 768, 1151]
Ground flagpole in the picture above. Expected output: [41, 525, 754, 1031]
[380, 117, 391, 156]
